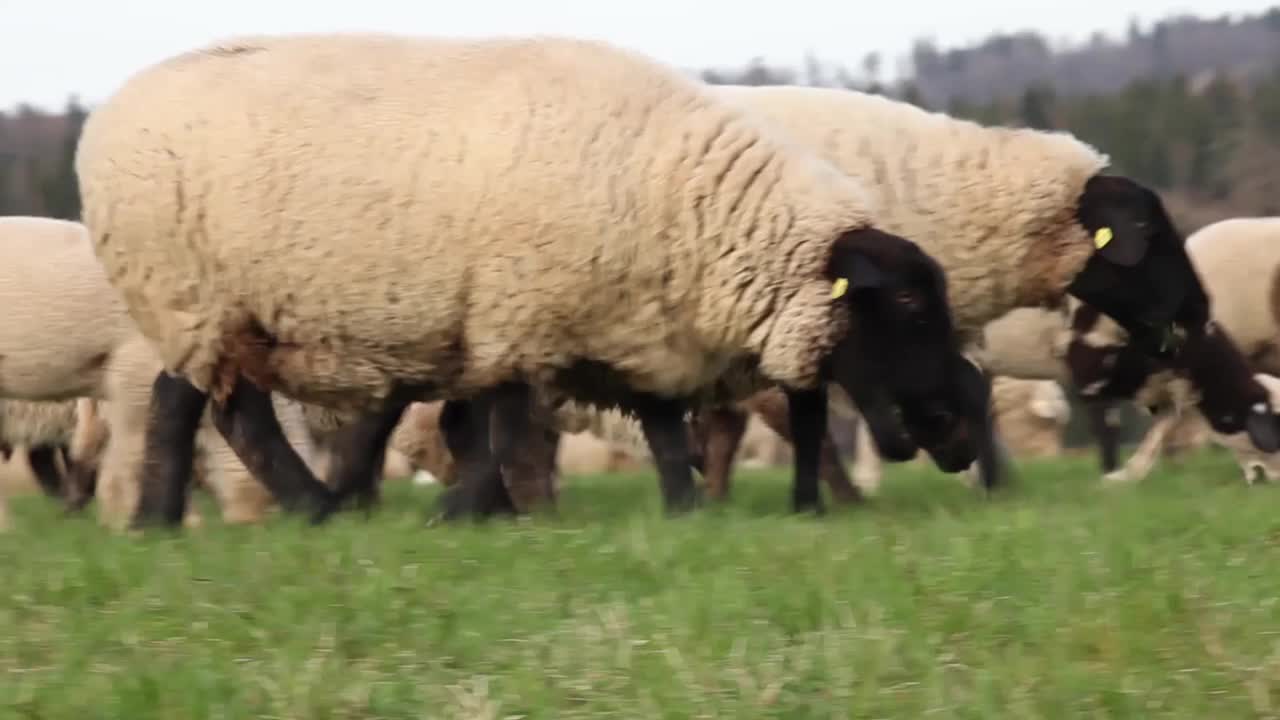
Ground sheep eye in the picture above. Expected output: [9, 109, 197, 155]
[894, 290, 921, 310]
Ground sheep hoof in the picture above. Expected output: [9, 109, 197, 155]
[1102, 469, 1132, 485]
[793, 499, 826, 516]
[663, 485, 703, 516]
[307, 494, 345, 525]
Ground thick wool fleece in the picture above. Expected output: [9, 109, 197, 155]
[0, 216, 135, 400]
[77, 33, 876, 415]
[711, 84, 1109, 338]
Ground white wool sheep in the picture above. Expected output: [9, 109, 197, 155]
[0, 215, 327, 529]
[78, 32, 970, 520]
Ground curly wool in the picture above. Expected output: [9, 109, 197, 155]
[77, 32, 876, 416]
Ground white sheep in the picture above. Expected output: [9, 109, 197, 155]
[0, 215, 328, 530]
[76, 31, 984, 522]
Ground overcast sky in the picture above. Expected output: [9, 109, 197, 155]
[4, 0, 1277, 111]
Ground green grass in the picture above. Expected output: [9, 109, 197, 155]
[3, 449, 1280, 719]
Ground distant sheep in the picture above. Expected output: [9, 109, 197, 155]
[77, 31, 985, 524]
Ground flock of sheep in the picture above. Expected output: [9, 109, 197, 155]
[3, 31, 1280, 534]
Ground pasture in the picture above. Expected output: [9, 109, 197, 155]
[2, 449, 1279, 719]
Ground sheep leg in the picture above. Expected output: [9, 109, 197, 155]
[1085, 400, 1121, 473]
[634, 395, 699, 514]
[490, 382, 551, 511]
[209, 374, 333, 516]
[750, 392, 862, 504]
[311, 400, 412, 522]
[437, 391, 518, 521]
[850, 416, 883, 494]
[133, 372, 208, 528]
[695, 406, 748, 501]
[1104, 407, 1178, 484]
[26, 445, 67, 499]
[784, 387, 828, 514]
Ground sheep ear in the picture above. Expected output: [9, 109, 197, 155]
[1078, 176, 1155, 267]
[1091, 222, 1149, 267]
[830, 253, 887, 299]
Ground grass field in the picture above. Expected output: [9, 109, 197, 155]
[2, 449, 1280, 719]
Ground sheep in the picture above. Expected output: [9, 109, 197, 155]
[1079, 217, 1280, 483]
[76, 31, 988, 525]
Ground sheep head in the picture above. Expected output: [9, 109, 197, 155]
[821, 227, 987, 476]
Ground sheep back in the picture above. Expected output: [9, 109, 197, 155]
[1184, 217, 1280, 374]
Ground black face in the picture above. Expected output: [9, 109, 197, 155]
[1179, 324, 1280, 451]
[1065, 174, 1210, 362]
[824, 228, 981, 472]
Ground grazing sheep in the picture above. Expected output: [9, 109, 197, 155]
[77, 31, 986, 525]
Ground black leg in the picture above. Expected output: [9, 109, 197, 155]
[209, 374, 333, 517]
[26, 445, 66, 499]
[634, 395, 699, 514]
[437, 390, 517, 521]
[132, 372, 208, 528]
[785, 387, 827, 514]
[488, 382, 548, 513]
[311, 400, 413, 524]
[1086, 400, 1120, 474]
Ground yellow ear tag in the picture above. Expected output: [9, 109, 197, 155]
[831, 277, 849, 299]
[1094, 226, 1113, 249]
